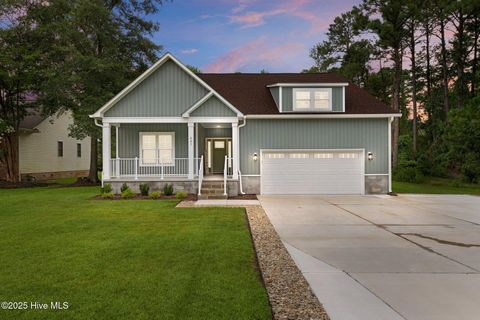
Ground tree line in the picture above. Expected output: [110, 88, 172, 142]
[306, 0, 480, 183]
[0, 0, 166, 182]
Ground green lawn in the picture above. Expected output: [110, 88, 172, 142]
[0, 187, 271, 320]
[393, 177, 480, 195]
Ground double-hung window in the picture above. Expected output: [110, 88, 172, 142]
[293, 88, 332, 111]
[139, 132, 175, 165]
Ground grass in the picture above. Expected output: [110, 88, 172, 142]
[393, 177, 480, 195]
[0, 187, 272, 320]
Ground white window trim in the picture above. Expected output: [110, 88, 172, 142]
[138, 132, 175, 166]
[292, 88, 332, 112]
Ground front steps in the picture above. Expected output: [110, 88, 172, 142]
[198, 181, 227, 199]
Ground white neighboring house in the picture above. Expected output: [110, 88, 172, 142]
[17, 110, 91, 181]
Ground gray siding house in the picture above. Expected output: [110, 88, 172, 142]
[91, 53, 400, 196]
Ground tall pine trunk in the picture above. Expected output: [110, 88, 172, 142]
[472, 17, 478, 95]
[440, 18, 450, 117]
[410, 24, 417, 154]
[455, 12, 466, 108]
[392, 47, 402, 168]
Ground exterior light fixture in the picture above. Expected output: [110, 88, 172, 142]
[367, 152, 374, 161]
[216, 125, 221, 128]
[253, 153, 258, 161]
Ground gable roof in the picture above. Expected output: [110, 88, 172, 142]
[19, 108, 46, 130]
[91, 53, 243, 118]
[198, 73, 395, 115]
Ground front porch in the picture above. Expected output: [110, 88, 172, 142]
[101, 118, 241, 196]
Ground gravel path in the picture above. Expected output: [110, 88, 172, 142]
[246, 206, 330, 320]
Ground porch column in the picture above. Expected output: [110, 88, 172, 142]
[102, 122, 111, 180]
[188, 122, 194, 179]
[232, 122, 239, 179]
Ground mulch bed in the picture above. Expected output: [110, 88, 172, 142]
[94, 193, 198, 201]
[228, 194, 258, 200]
[0, 180, 49, 189]
[246, 206, 330, 320]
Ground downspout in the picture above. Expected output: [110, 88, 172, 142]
[237, 116, 247, 194]
[388, 116, 394, 193]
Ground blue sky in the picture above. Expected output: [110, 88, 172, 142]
[151, 0, 360, 73]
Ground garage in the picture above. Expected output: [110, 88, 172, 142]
[261, 150, 364, 195]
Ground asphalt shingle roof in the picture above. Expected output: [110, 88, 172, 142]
[198, 73, 395, 115]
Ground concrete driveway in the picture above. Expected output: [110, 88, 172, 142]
[259, 194, 480, 320]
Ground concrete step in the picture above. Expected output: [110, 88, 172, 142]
[198, 194, 228, 200]
[202, 183, 224, 188]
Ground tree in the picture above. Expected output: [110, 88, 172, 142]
[309, 7, 373, 86]
[186, 65, 202, 73]
[0, 1, 42, 182]
[365, 0, 410, 168]
[33, 0, 166, 183]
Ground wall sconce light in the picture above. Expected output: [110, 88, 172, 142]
[253, 153, 258, 161]
[367, 152, 374, 161]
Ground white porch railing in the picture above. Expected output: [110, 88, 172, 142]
[110, 158, 201, 179]
[223, 156, 228, 195]
[198, 155, 204, 195]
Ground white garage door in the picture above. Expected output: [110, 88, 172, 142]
[261, 150, 364, 195]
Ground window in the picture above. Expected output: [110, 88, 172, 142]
[314, 153, 334, 159]
[289, 153, 309, 158]
[77, 143, 82, 158]
[293, 88, 332, 111]
[264, 153, 285, 159]
[338, 153, 358, 159]
[139, 132, 175, 165]
[214, 141, 225, 149]
[57, 141, 63, 157]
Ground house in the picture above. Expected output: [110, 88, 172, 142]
[90, 53, 401, 196]
[9, 110, 91, 181]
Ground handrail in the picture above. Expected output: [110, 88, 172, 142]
[223, 155, 228, 196]
[198, 155, 204, 196]
[238, 169, 245, 194]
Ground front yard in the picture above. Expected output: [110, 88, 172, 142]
[0, 187, 272, 319]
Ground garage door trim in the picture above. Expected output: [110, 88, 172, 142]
[260, 148, 365, 195]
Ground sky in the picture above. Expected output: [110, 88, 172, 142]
[151, 0, 361, 73]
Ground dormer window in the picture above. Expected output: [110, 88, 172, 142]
[293, 88, 332, 111]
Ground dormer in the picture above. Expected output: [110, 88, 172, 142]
[267, 83, 348, 113]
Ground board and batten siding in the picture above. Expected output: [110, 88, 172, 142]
[239, 118, 388, 175]
[190, 96, 236, 117]
[281, 87, 344, 112]
[118, 123, 188, 158]
[19, 111, 90, 174]
[105, 60, 208, 117]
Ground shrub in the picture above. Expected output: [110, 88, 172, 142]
[393, 160, 425, 183]
[139, 183, 150, 196]
[120, 183, 129, 193]
[175, 191, 188, 200]
[149, 191, 161, 199]
[101, 192, 114, 199]
[121, 188, 135, 199]
[101, 183, 112, 194]
[163, 183, 174, 196]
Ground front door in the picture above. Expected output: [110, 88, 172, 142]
[212, 139, 227, 173]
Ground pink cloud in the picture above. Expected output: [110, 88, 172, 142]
[204, 37, 304, 72]
[229, 8, 287, 28]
